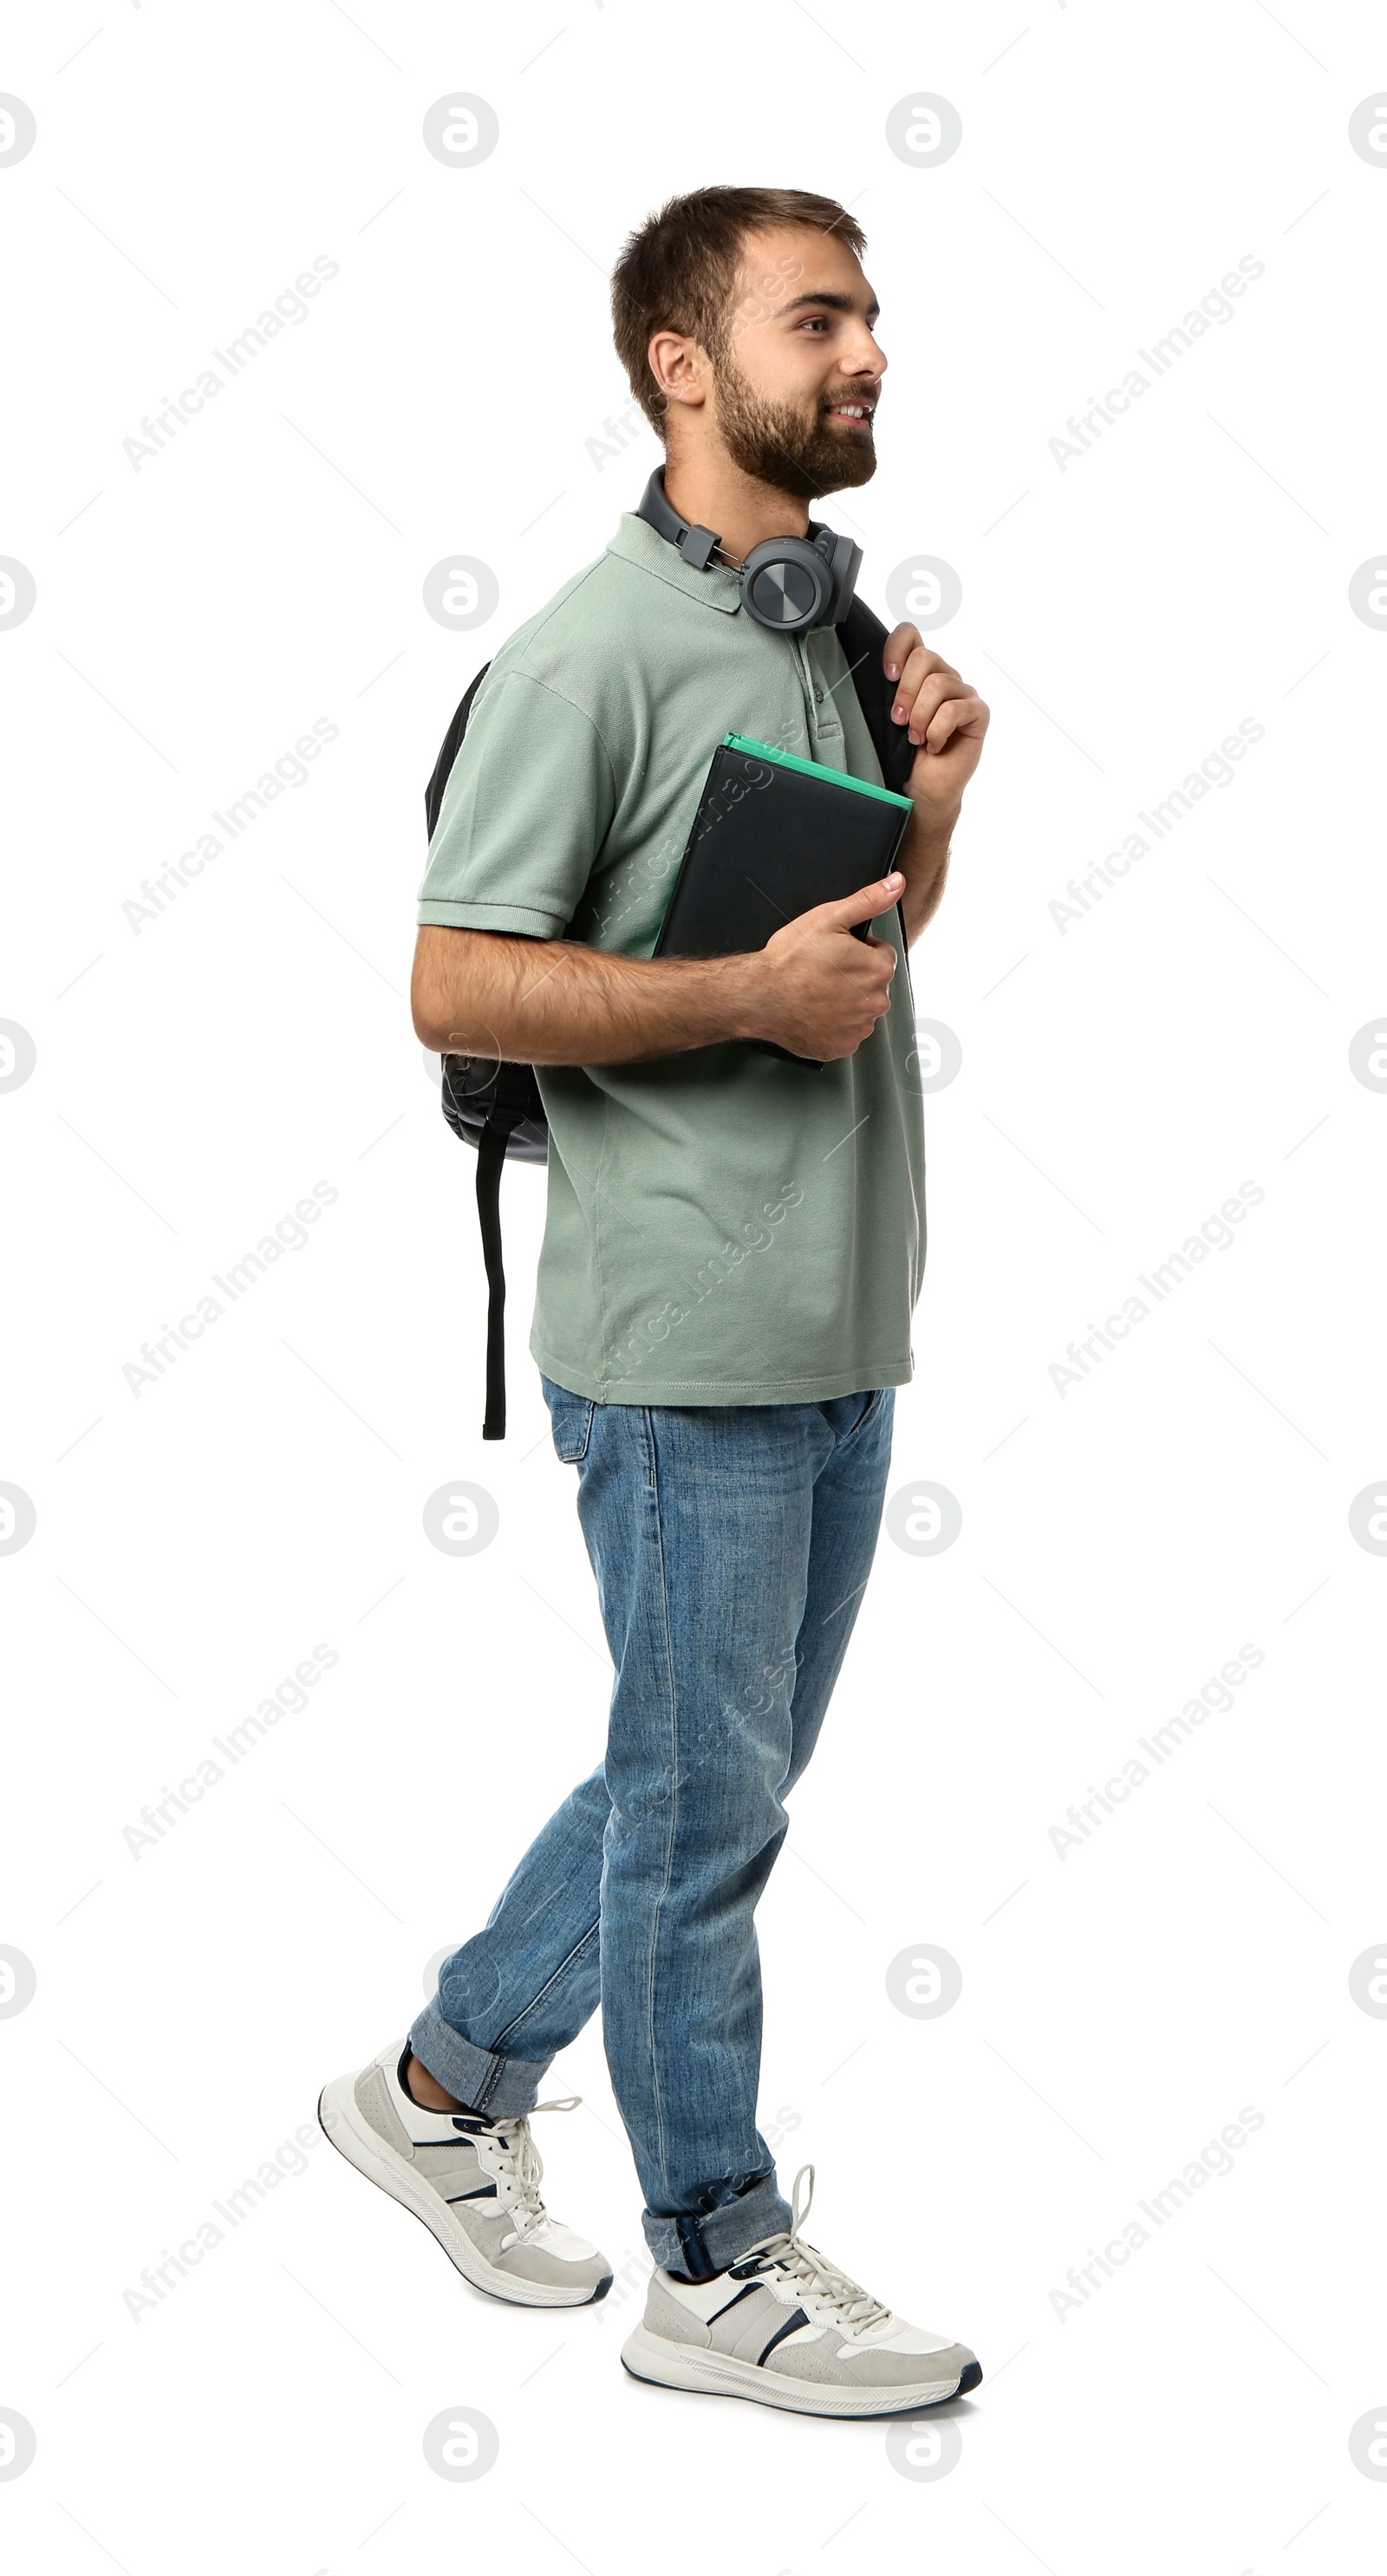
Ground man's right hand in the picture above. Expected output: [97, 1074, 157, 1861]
[413, 870, 906, 1069]
[739, 872, 904, 1061]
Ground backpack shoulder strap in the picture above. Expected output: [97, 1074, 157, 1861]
[837, 598, 915, 796]
[425, 660, 493, 840]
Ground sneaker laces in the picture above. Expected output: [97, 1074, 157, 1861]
[481, 2096, 581, 2244]
[726, 2163, 890, 2334]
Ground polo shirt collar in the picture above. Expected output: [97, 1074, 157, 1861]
[608, 510, 743, 615]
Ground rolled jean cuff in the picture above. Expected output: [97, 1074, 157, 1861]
[408, 1998, 552, 2119]
[642, 2169, 793, 2276]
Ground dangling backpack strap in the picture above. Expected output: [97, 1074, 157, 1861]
[470, 1060, 545, 1440]
[475, 1103, 522, 1441]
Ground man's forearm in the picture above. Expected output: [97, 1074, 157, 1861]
[897, 805, 958, 946]
[413, 923, 762, 1065]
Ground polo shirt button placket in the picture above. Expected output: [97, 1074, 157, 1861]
[797, 637, 828, 758]
[807, 650, 843, 763]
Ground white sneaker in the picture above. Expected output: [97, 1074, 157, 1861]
[318, 2039, 613, 2308]
[622, 2165, 980, 2417]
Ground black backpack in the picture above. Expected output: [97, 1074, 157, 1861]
[425, 595, 915, 1441]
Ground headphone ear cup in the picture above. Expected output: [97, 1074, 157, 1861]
[740, 538, 835, 633]
[817, 530, 863, 626]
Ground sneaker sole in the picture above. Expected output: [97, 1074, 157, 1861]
[317, 2071, 613, 2311]
[620, 2322, 981, 2418]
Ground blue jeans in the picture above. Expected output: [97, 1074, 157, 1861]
[409, 1376, 895, 2274]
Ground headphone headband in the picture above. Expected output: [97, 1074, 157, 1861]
[635, 466, 722, 570]
[634, 468, 861, 634]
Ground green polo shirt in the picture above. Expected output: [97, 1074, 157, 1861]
[417, 509, 927, 1404]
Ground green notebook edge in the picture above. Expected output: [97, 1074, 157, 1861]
[722, 731, 915, 813]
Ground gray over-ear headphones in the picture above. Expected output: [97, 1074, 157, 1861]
[635, 467, 863, 635]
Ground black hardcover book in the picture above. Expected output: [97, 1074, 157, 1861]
[652, 732, 914, 1064]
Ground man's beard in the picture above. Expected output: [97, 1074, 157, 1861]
[709, 348, 878, 503]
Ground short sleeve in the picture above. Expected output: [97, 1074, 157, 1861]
[417, 667, 616, 939]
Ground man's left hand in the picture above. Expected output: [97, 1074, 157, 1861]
[882, 623, 990, 824]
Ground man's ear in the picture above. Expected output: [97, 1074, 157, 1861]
[648, 330, 708, 413]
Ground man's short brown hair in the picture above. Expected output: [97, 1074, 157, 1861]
[610, 185, 867, 439]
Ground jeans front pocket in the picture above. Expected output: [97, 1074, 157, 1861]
[544, 1377, 596, 1465]
[848, 1387, 887, 1437]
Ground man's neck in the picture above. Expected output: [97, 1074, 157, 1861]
[661, 453, 812, 564]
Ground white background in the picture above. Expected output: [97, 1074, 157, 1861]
[3, 3, 1386, 2569]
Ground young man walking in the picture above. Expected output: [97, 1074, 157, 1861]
[322, 185, 989, 2418]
